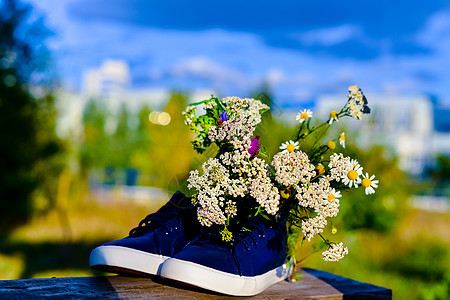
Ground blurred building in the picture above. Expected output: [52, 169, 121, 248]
[54, 89, 88, 139]
[316, 94, 450, 175]
[82, 60, 131, 99]
[56, 58, 215, 138]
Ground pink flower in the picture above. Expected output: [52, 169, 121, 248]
[248, 136, 261, 157]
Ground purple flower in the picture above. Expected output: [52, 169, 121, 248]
[248, 137, 261, 157]
[219, 110, 228, 122]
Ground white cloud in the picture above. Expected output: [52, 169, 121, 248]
[170, 57, 239, 79]
[293, 89, 313, 101]
[265, 69, 286, 85]
[381, 78, 424, 94]
[297, 25, 363, 46]
[156, 56, 260, 95]
[416, 8, 450, 48]
[25, 1, 450, 105]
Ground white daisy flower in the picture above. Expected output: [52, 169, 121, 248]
[327, 188, 342, 201]
[350, 159, 360, 168]
[342, 160, 363, 188]
[361, 173, 379, 195]
[339, 132, 346, 148]
[296, 109, 313, 123]
[329, 110, 339, 125]
[279, 140, 299, 153]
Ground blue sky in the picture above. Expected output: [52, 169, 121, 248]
[29, 0, 450, 105]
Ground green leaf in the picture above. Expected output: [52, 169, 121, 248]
[254, 206, 261, 216]
[290, 272, 304, 282]
[261, 212, 271, 220]
[190, 98, 211, 106]
[215, 98, 226, 111]
[306, 117, 312, 130]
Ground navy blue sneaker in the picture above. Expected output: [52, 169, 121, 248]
[160, 217, 289, 296]
[89, 191, 199, 276]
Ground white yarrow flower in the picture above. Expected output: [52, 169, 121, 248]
[348, 85, 359, 95]
[322, 242, 349, 261]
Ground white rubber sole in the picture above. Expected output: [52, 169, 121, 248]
[89, 245, 169, 275]
[160, 258, 289, 296]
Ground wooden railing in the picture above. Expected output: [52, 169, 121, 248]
[0, 268, 392, 299]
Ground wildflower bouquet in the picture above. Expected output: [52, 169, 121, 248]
[182, 85, 378, 277]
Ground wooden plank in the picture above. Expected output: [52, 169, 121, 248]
[0, 268, 391, 299]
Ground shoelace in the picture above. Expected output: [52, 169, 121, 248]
[129, 210, 180, 237]
[234, 223, 266, 251]
[193, 221, 266, 251]
[128, 194, 192, 237]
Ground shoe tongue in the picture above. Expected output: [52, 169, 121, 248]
[128, 191, 191, 237]
[156, 191, 192, 213]
[168, 191, 192, 209]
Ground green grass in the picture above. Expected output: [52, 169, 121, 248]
[0, 195, 165, 279]
[300, 210, 450, 299]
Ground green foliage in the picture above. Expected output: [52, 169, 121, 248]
[0, 81, 38, 227]
[252, 88, 294, 156]
[337, 145, 411, 232]
[0, 0, 63, 230]
[418, 271, 450, 300]
[32, 94, 66, 212]
[80, 101, 144, 171]
[0, 0, 53, 85]
[79, 100, 109, 171]
[184, 96, 229, 153]
[110, 104, 133, 167]
[79, 93, 196, 190]
[427, 154, 450, 187]
[146, 93, 196, 189]
[383, 237, 449, 282]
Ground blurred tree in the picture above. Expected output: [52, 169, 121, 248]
[130, 105, 153, 183]
[32, 93, 66, 213]
[138, 93, 195, 190]
[252, 86, 293, 156]
[252, 82, 273, 118]
[79, 94, 195, 190]
[383, 236, 449, 283]
[0, 0, 63, 230]
[135, 105, 152, 152]
[336, 145, 412, 232]
[110, 104, 135, 168]
[427, 154, 450, 183]
[424, 154, 450, 200]
[79, 100, 109, 173]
